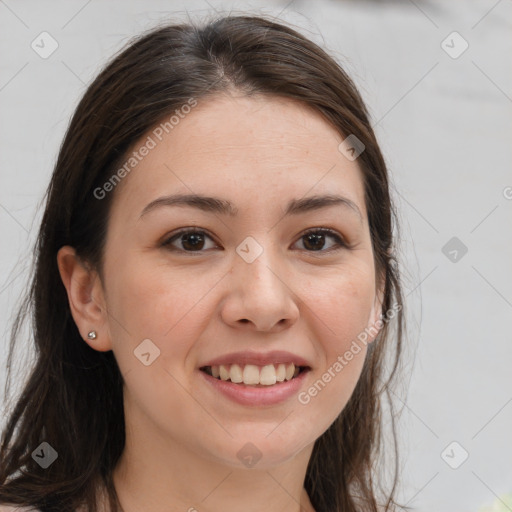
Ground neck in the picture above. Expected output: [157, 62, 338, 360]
[110, 416, 316, 512]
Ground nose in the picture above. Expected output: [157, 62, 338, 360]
[220, 244, 300, 333]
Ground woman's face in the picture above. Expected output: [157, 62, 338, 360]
[92, 93, 383, 469]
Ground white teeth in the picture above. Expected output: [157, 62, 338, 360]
[276, 363, 286, 382]
[209, 363, 301, 385]
[230, 364, 243, 383]
[285, 363, 295, 381]
[242, 364, 261, 385]
[219, 365, 230, 381]
[260, 364, 277, 385]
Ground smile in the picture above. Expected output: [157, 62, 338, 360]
[200, 363, 309, 387]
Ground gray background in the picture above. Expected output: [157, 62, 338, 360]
[1, 1, 511, 511]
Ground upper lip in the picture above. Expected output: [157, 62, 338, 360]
[200, 350, 312, 368]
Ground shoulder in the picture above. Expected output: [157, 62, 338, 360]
[0, 506, 40, 512]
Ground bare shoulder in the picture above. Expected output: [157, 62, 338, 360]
[0, 506, 40, 512]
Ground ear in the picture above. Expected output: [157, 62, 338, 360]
[366, 272, 386, 344]
[57, 245, 112, 352]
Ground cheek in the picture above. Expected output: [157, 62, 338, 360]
[296, 266, 374, 406]
[102, 254, 205, 356]
[299, 264, 375, 348]
[107, 251, 197, 322]
[102, 252, 231, 379]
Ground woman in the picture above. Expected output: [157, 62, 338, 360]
[0, 13, 405, 512]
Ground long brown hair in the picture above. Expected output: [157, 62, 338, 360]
[0, 13, 406, 512]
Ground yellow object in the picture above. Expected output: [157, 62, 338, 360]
[478, 494, 512, 512]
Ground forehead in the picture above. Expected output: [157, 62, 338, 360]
[109, 93, 367, 223]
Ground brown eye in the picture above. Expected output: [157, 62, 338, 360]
[161, 227, 347, 255]
[295, 229, 347, 253]
[162, 229, 218, 252]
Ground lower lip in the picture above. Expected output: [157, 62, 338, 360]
[199, 368, 310, 406]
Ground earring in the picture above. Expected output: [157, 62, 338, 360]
[87, 331, 97, 340]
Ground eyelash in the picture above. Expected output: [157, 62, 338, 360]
[161, 227, 348, 255]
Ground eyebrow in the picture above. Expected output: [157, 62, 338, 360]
[139, 193, 363, 222]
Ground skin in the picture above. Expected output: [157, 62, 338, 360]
[57, 92, 384, 512]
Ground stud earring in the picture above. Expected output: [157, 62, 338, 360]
[87, 331, 97, 340]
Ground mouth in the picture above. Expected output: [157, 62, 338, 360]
[200, 363, 310, 387]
